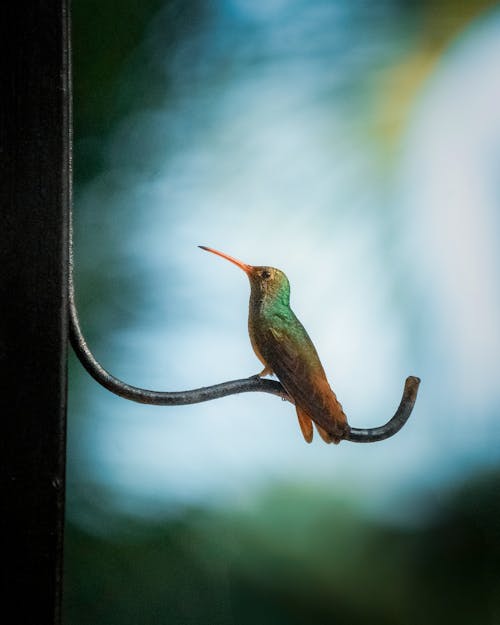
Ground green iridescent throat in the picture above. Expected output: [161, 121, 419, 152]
[250, 268, 291, 319]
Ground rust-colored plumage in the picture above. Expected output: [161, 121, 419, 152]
[199, 246, 349, 443]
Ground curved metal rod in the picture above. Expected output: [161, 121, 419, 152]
[347, 376, 420, 442]
[69, 213, 420, 441]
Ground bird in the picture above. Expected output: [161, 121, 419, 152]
[199, 246, 349, 444]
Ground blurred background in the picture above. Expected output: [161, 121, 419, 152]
[65, 1, 500, 623]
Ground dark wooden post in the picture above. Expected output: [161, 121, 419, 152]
[0, 3, 69, 624]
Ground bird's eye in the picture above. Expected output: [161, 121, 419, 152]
[261, 270, 271, 280]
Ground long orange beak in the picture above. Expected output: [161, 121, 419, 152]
[198, 246, 253, 275]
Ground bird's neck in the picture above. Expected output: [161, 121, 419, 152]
[249, 284, 290, 320]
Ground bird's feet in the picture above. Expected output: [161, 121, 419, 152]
[255, 365, 273, 378]
[250, 366, 273, 381]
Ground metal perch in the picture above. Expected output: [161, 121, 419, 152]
[69, 220, 420, 443]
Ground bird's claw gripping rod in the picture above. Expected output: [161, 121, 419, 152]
[69, 224, 420, 444]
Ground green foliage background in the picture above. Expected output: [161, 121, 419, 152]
[65, 473, 500, 624]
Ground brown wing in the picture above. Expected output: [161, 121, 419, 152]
[264, 324, 348, 442]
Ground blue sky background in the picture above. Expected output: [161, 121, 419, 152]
[70, 0, 500, 524]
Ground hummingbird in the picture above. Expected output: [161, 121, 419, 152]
[199, 246, 350, 444]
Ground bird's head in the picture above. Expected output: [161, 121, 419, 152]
[199, 246, 290, 305]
